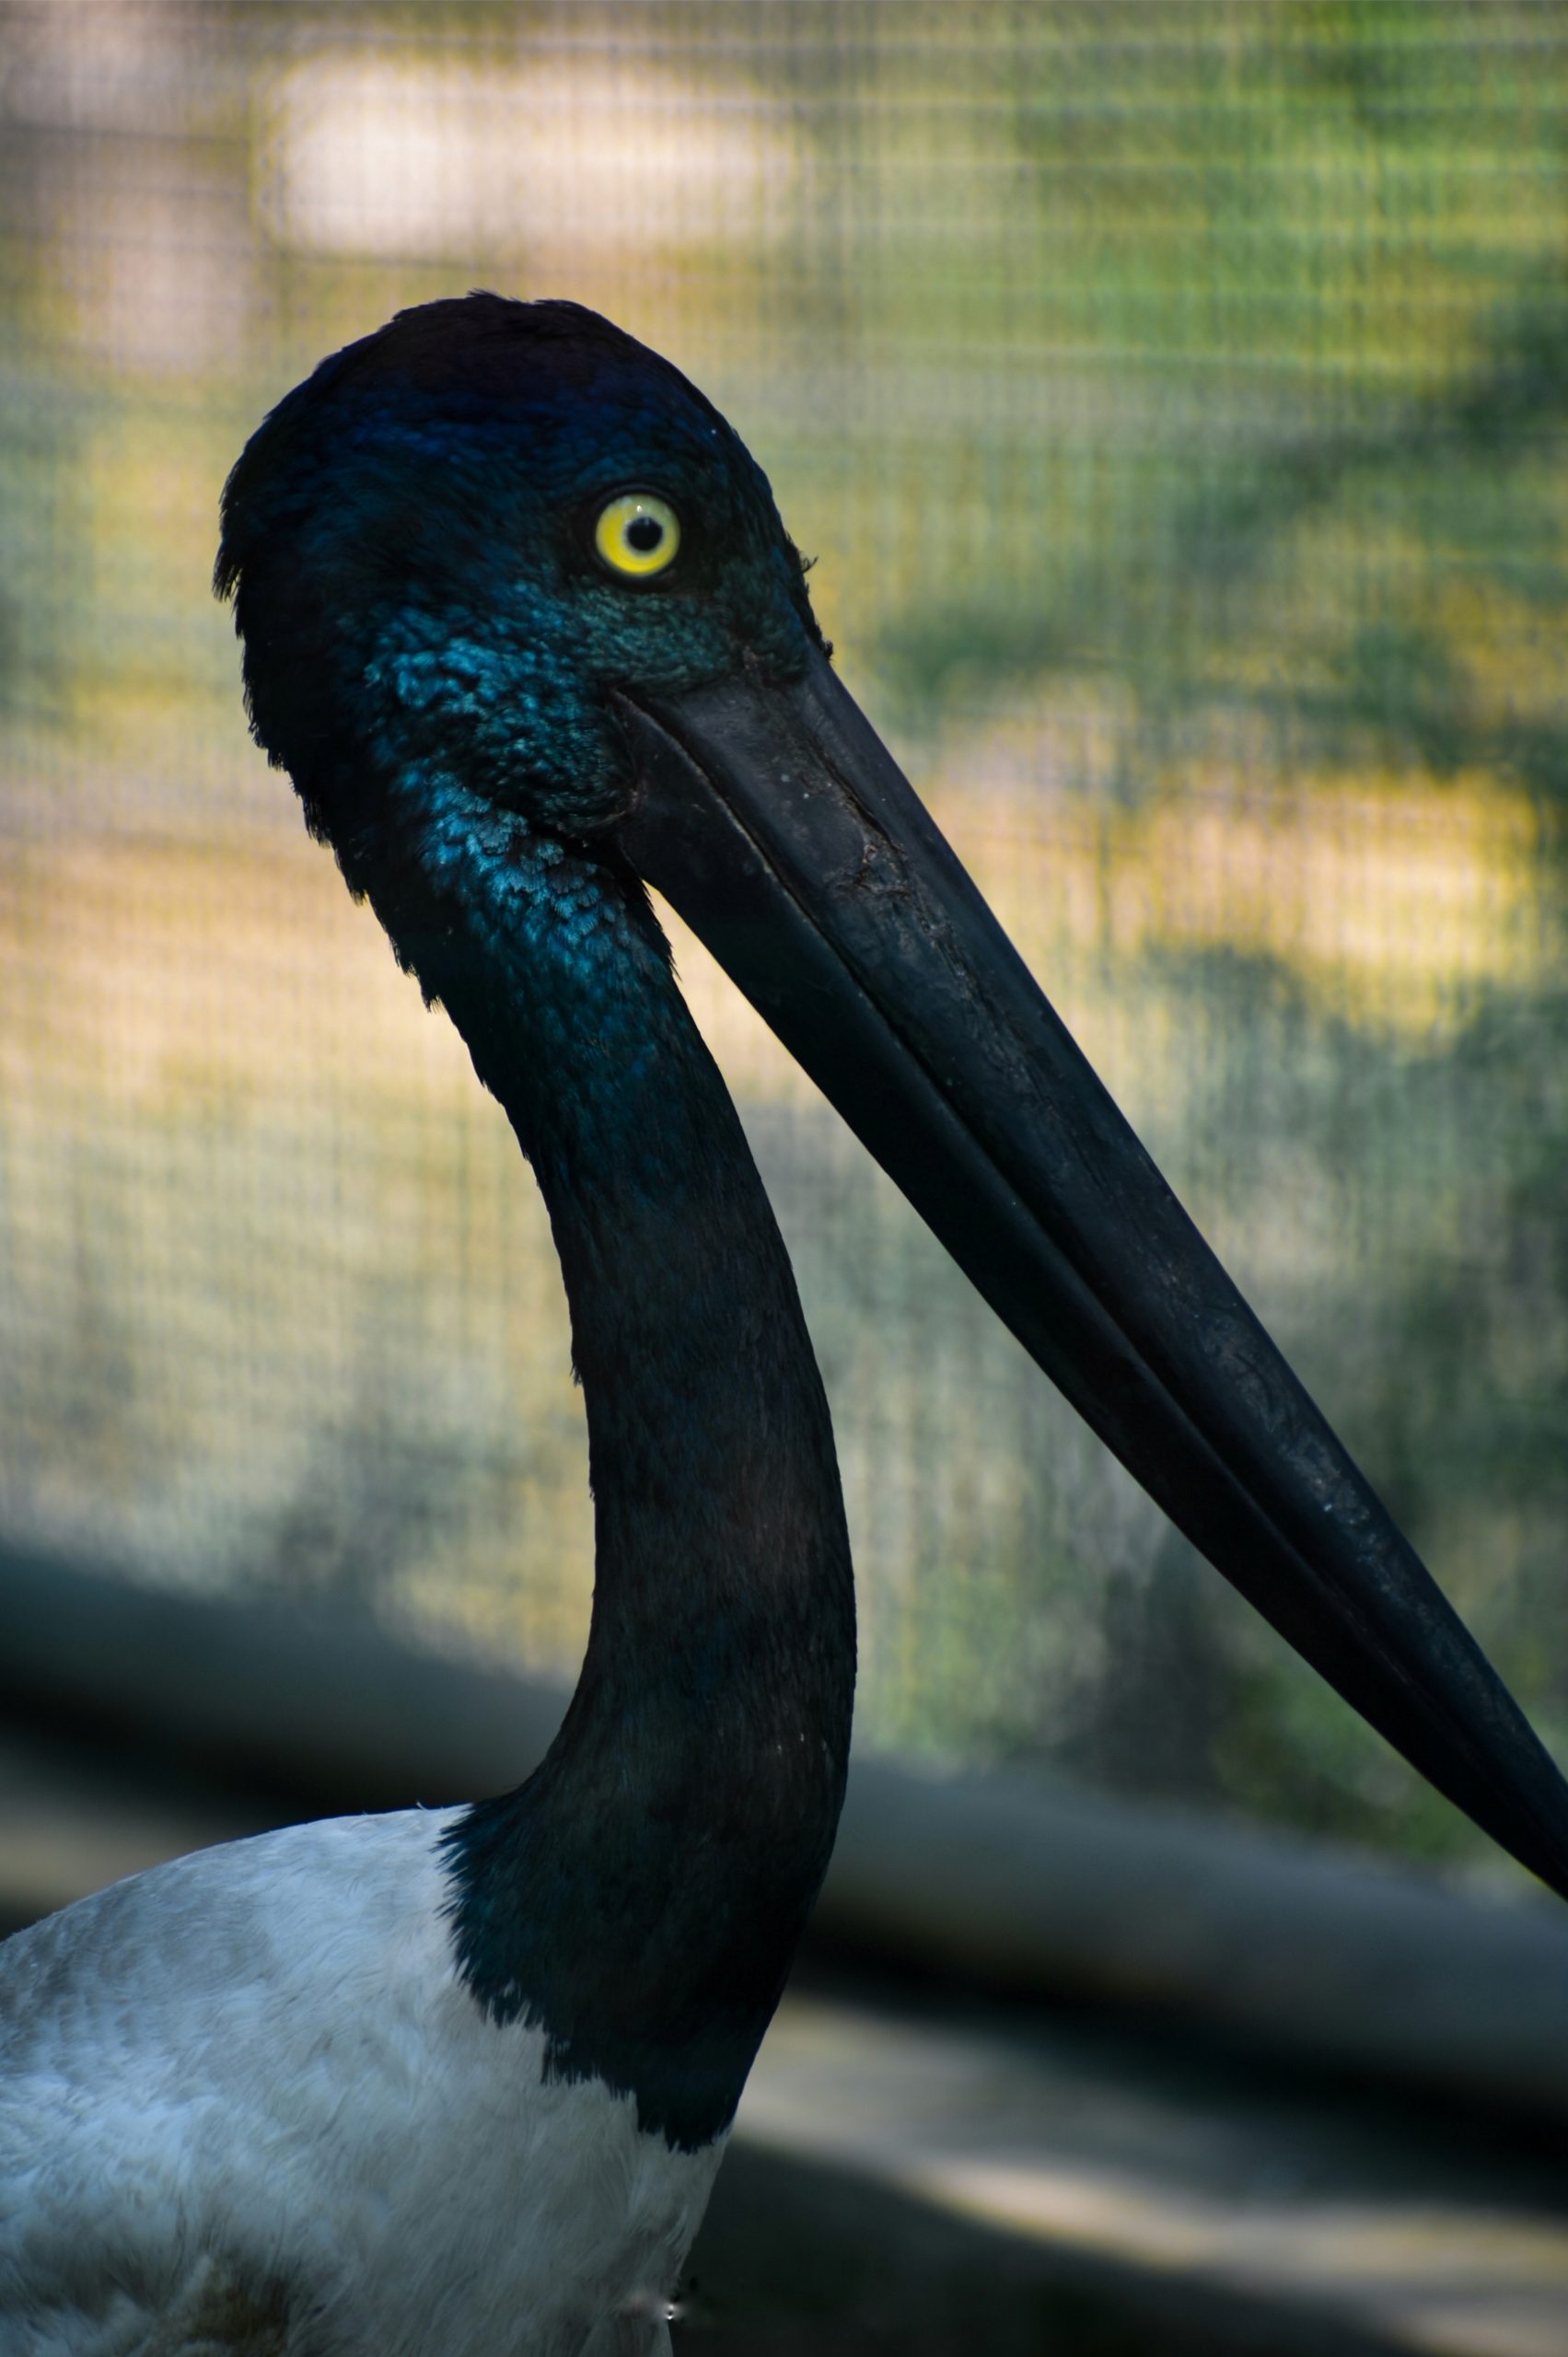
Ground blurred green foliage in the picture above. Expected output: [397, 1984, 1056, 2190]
[3, 1, 1567, 1881]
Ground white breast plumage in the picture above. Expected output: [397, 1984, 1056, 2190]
[0, 1816, 721, 2357]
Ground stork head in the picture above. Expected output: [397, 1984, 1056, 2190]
[216, 294, 822, 844]
[219, 293, 1568, 1903]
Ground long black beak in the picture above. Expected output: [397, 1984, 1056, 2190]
[612, 643, 1568, 1901]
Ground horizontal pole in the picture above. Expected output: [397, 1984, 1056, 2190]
[5, 1545, 1567, 2117]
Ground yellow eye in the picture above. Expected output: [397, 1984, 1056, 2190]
[594, 492, 681, 579]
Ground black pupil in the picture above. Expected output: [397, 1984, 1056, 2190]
[626, 515, 664, 553]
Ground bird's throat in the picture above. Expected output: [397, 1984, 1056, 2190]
[354, 771, 855, 2149]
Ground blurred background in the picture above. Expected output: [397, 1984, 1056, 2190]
[5, 0, 1568, 1873]
[6, 6, 1568, 2350]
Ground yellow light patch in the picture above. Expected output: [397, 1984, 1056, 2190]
[594, 492, 680, 578]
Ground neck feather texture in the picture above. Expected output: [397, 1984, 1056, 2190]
[346, 768, 855, 2150]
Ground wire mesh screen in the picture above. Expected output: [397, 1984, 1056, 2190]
[3, 1, 1567, 1876]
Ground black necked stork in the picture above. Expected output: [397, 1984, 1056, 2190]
[3, 294, 1566, 2355]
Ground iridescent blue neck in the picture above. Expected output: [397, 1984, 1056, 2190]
[342, 763, 855, 2150]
